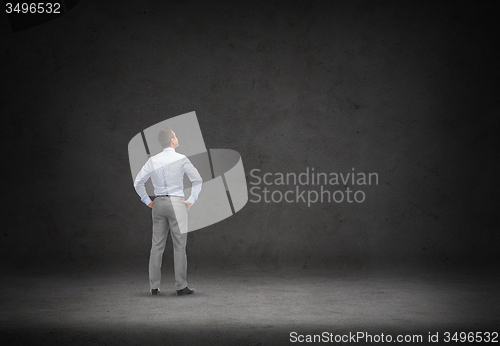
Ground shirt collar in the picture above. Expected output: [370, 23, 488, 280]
[163, 147, 175, 152]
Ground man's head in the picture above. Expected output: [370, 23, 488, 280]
[158, 126, 179, 148]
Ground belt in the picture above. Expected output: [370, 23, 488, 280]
[156, 195, 180, 198]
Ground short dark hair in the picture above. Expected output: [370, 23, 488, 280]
[158, 126, 174, 148]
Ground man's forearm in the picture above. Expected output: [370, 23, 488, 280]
[134, 181, 152, 205]
[187, 178, 202, 204]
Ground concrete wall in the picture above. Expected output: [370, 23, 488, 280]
[1, 0, 498, 271]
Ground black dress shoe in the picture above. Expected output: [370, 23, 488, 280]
[151, 288, 160, 295]
[176, 286, 195, 296]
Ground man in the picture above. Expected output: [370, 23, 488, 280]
[134, 126, 202, 296]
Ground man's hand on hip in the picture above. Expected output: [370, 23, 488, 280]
[181, 200, 193, 211]
[148, 199, 155, 208]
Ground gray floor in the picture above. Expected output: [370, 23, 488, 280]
[1, 266, 499, 345]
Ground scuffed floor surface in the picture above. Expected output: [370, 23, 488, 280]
[1, 267, 498, 345]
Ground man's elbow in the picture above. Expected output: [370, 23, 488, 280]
[133, 179, 144, 190]
[193, 177, 203, 186]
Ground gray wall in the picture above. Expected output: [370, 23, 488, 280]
[1, 0, 498, 271]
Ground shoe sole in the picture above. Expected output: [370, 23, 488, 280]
[177, 290, 195, 296]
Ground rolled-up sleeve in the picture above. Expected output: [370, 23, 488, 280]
[183, 158, 202, 204]
[134, 159, 153, 206]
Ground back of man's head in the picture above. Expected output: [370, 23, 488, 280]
[158, 126, 174, 148]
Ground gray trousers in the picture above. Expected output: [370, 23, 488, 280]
[149, 196, 188, 290]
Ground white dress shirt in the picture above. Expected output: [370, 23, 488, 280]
[134, 147, 202, 206]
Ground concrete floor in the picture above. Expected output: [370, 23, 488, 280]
[1, 266, 499, 345]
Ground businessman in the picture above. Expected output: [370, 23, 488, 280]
[134, 127, 202, 296]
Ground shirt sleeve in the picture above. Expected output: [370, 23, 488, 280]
[134, 159, 153, 206]
[183, 157, 203, 204]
